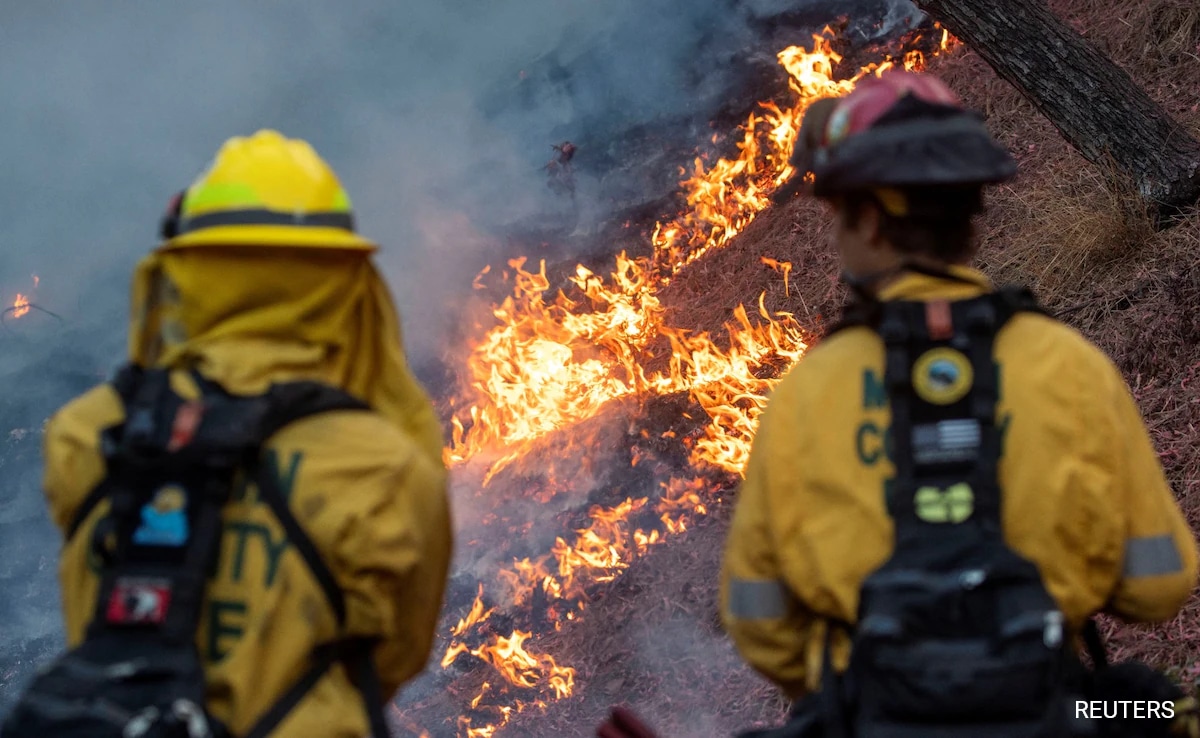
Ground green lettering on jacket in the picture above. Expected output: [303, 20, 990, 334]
[207, 598, 247, 662]
[856, 422, 882, 465]
[225, 521, 290, 587]
[862, 369, 887, 410]
[265, 450, 304, 502]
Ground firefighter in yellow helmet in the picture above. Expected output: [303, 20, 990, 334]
[35, 130, 451, 737]
[720, 71, 1199, 738]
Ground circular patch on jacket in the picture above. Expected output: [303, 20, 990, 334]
[912, 347, 973, 405]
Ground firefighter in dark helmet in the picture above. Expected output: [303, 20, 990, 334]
[717, 71, 1199, 737]
[22, 130, 452, 737]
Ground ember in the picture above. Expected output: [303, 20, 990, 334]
[9, 294, 30, 320]
[4, 275, 50, 325]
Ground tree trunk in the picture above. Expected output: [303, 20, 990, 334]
[914, 0, 1200, 224]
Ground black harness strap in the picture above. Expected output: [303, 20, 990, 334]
[1082, 618, 1109, 670]
[234, 383, 390, 738]
[83, 367, 222, 644]
[879, 303, 920, 531]
[820, 620, 853, 738]
[252, 458, 348, 626]
[964, 297, 1003, 532]
[66, 365, 150, 542]
[242, 647, 340, 738]
[241, 638, 386, 738]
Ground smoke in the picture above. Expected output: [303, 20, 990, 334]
[0, 0, 922, 724]
[0, 0, 763, 714]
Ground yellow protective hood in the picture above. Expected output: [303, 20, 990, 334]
[127, 245, 444, 465]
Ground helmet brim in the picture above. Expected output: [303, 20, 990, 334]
[811, 114, 1017, 198]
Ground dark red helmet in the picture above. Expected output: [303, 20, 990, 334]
[793, 69, 1016, 200]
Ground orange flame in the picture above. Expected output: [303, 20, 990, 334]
[10, 294, 30, 319]
[9, 275, 40, 320]
[451, 584, 496, 638]
[440, 25, 957, 737]
[761, 257, 793, 296]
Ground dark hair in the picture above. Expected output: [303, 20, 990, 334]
[840, 186, 984, 263]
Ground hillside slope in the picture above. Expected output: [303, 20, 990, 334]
[494, 0, 1200, 735]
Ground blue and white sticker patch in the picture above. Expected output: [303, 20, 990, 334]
[132, 485, 190, 547]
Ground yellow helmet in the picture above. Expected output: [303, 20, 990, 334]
[160, 129, 376, 251]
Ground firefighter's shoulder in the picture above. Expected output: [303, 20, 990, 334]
[262, 403, 445, 478]
[45, 381, 125, 444]
[997, 310, 1126, 385]
[784, 322, 883, 381]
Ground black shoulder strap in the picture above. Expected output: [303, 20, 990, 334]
[65, 364, 151, 540]
[876, 301, 923, 534]
[820, 619, 854, 738]
[826, 298, 881, 337]
[825, 281, 1049, 340]
[230, 379, 370, 629]
[83, 365, 239, 647]
[229, 381, 391, 738]
[243, 637, 388, 738]
[1082, 618, 1109, 670]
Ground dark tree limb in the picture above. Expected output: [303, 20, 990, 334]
[915, 0, 1200, 224]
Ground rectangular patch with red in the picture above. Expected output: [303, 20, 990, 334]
[106, 577, 172, 625]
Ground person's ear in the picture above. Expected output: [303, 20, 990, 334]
[861, 202, 887, 250]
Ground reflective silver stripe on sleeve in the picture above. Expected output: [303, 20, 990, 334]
[728, 578, 788, 619]
[1123, 535, 1185, 578]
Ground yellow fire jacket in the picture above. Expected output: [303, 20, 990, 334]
[42, 244, 452, 737]
[720, 265, 1199, 699]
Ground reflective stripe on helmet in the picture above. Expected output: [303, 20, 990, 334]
[176, 209, 357, 235]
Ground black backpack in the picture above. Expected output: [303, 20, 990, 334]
[2, 365, 392, 738]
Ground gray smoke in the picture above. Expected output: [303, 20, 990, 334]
[0, 0, 757, 714]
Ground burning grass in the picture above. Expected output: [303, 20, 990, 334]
[401, 1, 1200, 734]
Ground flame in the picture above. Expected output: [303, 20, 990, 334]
[446, 629, 576, 737]
[8, 275, 41, 320]
[438, 25, 957, 737]
[10, 294, 30, 319]
[761, 257, 793, 297]
[447, 28, 947, 477]
[936, 23, 961, 53]
[451, 584, 496, 637]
